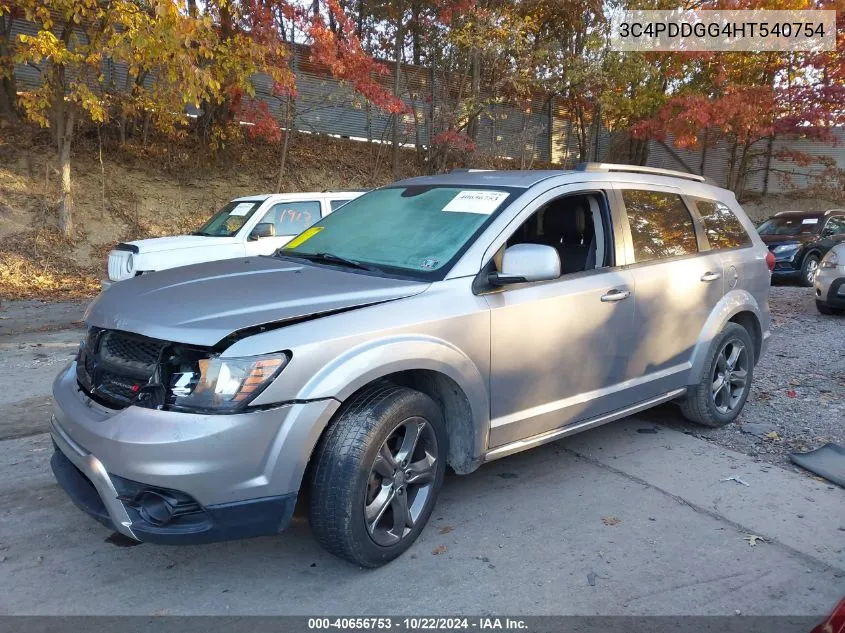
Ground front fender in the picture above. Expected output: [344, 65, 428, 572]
[688, 289, 765, 384]
[292, 334, 491, 462]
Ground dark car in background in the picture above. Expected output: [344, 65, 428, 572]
[757, 209, 845, 286]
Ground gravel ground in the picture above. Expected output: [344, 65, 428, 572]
[663, 284, 845, 470]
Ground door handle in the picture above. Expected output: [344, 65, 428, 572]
[600, 289, 631, 302]
[700, 271, 722, 282]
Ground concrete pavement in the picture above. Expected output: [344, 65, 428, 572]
[0, 418, 842, 616]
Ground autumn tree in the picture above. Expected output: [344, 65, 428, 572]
[13, 0, 122, 236]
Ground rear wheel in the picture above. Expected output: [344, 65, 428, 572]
[800, 254, 819, 287]
[308, 383, 447, 567]
[679, 323, 754, 427]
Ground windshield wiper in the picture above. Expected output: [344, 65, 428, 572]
[280, 251, 381, 273]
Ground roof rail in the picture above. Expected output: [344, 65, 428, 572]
[575, 162, 707, 183]
[450, 168, 495, 173]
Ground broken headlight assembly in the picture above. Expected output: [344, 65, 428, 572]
[161, 350, 290, 413]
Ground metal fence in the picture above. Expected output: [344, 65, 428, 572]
[10, 18, 843, 193]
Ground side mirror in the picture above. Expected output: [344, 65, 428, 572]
[488, 243, 561, 286]
[249, 222, 276, 241]
[822, 228, 835, 237]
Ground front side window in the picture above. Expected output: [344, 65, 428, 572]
[622, 190, 698, 263]
[195, 200, 264, 237]
[693, 199, 752, 250]
[262, 201, 321, 235]
[823, 216, 845, 236]
[280, 185, 518, 279]
[757, 216, 821, 236]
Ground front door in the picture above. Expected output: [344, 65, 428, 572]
[485, 189, 637, 448]
[244, 200, 323, 256]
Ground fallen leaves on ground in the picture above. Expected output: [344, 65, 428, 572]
[431, 545, 448, 555]
[438, 526, 454, 535]
[602, 516, 621, 526]
[744, 534, 767, 546]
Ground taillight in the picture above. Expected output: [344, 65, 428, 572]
[765, 251, 775, 272]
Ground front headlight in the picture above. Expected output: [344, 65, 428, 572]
[772, 244, 799, 255]
[167, 352, 289, 412]
[820, 251, 840, 268]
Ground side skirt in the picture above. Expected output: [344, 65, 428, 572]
[482, 388, 687, 463]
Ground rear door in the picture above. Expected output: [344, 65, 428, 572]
[615, 185, 724, 398]
[686, 196, 761, 303]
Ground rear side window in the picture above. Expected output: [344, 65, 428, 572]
[693, 199, 752, 249]
[622, 190, 698, 263]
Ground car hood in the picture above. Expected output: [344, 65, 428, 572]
[124, 235, 241, 254]
[86, 256, 429, 346]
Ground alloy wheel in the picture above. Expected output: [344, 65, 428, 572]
[711, 339, 749, 415]
[805, 258, 819, 284]
[364, 417, 438, 547]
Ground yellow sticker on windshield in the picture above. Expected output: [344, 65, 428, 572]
[286, 226, 324, 249]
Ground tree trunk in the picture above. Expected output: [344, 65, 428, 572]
[0, 15, 18, 120]
[411, 1, 422, 65]
[467, 50, 480, 142]
[592, 101, 602, 161]
[762, 134, 775, 196]
[58, 109, 75, 238]
[699, 128, 709, 175]
[276, 95, 294, 192]
[391, 0, 405, 179]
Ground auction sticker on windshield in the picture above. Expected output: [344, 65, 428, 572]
[443, 190, 509, 215]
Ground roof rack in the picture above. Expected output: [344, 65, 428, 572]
[450, 168, 495, 173]
[575, 162, 707, 183]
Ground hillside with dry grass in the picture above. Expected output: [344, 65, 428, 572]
[0, 123, 839, 301]
[0, 124, 429, 300]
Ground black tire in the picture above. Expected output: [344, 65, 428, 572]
[800, 254, 819, 287]
[679, 323, 755, 428]
[816, 301, 843, 316]
[308, 383, 447, 567]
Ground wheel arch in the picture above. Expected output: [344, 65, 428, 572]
[296, 336, 490, 476]
[689, 290, 765, 384]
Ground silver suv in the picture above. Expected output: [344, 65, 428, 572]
[50, 164, 772, 567]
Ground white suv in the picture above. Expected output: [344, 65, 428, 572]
[105, 191, 365, 284]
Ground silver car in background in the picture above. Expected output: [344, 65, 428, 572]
[50, 164, 772, 567]
[814, 242, 845, 315]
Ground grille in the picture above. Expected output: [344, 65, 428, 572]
[100, 331, 163, 376]
[76, 329, 167, 409]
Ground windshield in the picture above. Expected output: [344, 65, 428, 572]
[195, 200, 263, 237]
[279, 186, 518, 279]
[757, 216, 821, 236]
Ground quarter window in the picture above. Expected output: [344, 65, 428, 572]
[622, 190, 698, 263]
[330, 199, 352, 211]
[693, 199, 752, 249]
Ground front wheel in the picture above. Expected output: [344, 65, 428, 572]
[800, 254, 819, 287]
[679, 323, 755, 427]
[308, 383, 447, 567]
